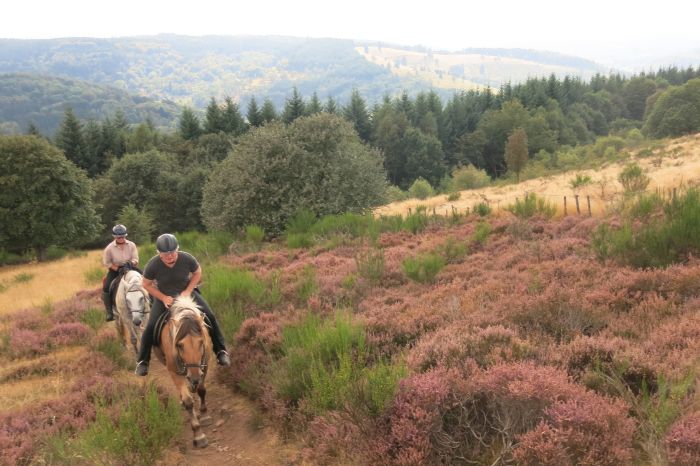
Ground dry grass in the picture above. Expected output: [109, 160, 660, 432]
[375, 133, 700, 218]
[0, 347, 83, 410]
[0, 250, 102, 315]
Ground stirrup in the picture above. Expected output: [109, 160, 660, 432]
[135, 361, 149, 376]
[216, 350, 230, 366]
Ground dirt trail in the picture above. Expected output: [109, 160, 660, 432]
[148, 361, 301, 466]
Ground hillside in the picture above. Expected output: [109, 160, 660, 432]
[377, 133, 700, 218]
[0, 35, 604, 112]
[0, 73, 181, 135]
[357, 44, 603, 90]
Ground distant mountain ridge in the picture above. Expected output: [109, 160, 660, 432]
[0, 35, 606, 114]
[0, 73, 181, 135]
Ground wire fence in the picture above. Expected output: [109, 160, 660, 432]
[398, 185, 689, 218]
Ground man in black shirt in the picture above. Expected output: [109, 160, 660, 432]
[135, 233, 230, 376]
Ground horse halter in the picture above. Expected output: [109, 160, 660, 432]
[175, 351, 208, 377]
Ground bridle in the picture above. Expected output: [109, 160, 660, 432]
[171, 316, 208, 377]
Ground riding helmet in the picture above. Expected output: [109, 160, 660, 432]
[156, 233, 179, 253]
[112, 224, 128, 237]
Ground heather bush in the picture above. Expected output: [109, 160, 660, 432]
[402, 253, 445, 284]
[9, 327, 48, 357]
[93, 327, 132, 370]
[514, 395, 635, 465]
[38, 382, 181, 466]
[665, 411, 700, 466]
[507, 193, 557, 219]
[47, 322, 91, 347]
[408, 325, 532, 372]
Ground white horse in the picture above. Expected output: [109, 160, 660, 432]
[114, 269, 150, 355]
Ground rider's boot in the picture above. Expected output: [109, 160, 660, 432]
[102, 291, 114, 322]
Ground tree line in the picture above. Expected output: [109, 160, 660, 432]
[3, 66, 700, 259]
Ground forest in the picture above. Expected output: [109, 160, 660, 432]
[2, 66, 700, 260]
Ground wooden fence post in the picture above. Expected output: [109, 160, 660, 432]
[587, 195, 591, 216]
[575, 194, 580, 214]
[673, 188, 677, 200]
[408, 207, 412, 216]
[564, 196, 567, 215]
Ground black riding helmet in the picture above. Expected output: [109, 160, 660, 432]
[112, 224, 128, 236]
[156, 233, 179, 253]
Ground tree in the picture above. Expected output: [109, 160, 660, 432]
[179, 107, 202, 140]
[324, 96, 339, 114]
[223, 97, 246, 135]
[260, 98, 278, 123]
[282, 87, 305, 124]
[307, 92, 323, 115]
[202, 113, 387, 236]
[204, 97, 224, 133]
[0, 135, 100, 259]
[622, 77, 657, 121]
[343, 89, 372, 142]
[246, 97, 264, 127]
[55, 108, 85, 169]
[643, 79, 700, 138]
[505, 128, 528, 182]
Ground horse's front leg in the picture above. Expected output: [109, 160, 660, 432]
[197, 381, 212, 426]
[174, 377, 208, 448]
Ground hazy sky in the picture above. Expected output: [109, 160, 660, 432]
[3, 0, 699, 64]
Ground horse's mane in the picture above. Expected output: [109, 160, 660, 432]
[170, 296, 207, 343]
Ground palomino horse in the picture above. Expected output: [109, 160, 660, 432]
[153, 296, 212, 448]
[114, 269, 150, 355]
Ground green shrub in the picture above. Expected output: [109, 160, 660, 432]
[594, 189, 700, 267]
[446, 191, 461, 201]
[40, 383, 181, 466]
[95, 333, 131, 369]
[286, 209, 317, 235]
[450, 164, 491, 190]
[436, 237, 468, 264]
[361, 360, 408, 417]
[273, 313, 366, 408]
[569, 173, 593, 190]
[618, 163, 650, 194]
[296, 265, 318, 302]
[402, 253, 446, 283]
[13, 272, 33, 283]
[627, 192, 664, 220]
[472, 222, 492, 245]
[84, 266, 104, 285]
[0, 281, 6, 293]
[355, 248, 385, 284]
[386, 185, 409, 202]
[474, 202, 491, 217]
[377, 215, 404, 233]
[287, 232, 314, 249]
[245, 224, 265, 244]
[176, 231, 233, 263]
[0, 248, 28, 265]
[507, 193, 557, 219]
[44, 245, 69, 261]
[311, 213, 375, 239]
[80, 307, 106, 331]
[408, 177, 435, 200]
[402, 212, 429, 234]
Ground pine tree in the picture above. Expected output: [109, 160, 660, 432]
[246, 97, 264, 127]
[223, 97, 246, 135]
[179, 108, 202, 140]
[307, 92, 322, 115]
[204, 97, 224, 133]
[261, 98, 278, 123]
[282, 87, 306, 124]
[342, 89, 371, 142]
[55, 108, 85, 169]
[505, 128, 528, 182]
[324, 96, 338, 114]
[83, 119, 106, 177]
[26, 121, 42, 137]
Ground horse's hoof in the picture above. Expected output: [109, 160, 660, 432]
[199, 415, 213, 426]
[193, 436, 208, 448]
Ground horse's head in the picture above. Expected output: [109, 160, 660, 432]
[170, 297, 209, 391]
[123, 271, 149, 326]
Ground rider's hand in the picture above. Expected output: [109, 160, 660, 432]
[131, 259, 138, 266]
[162, 295, 174, 308]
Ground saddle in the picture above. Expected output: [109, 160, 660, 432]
[153, 310, 170, 347]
